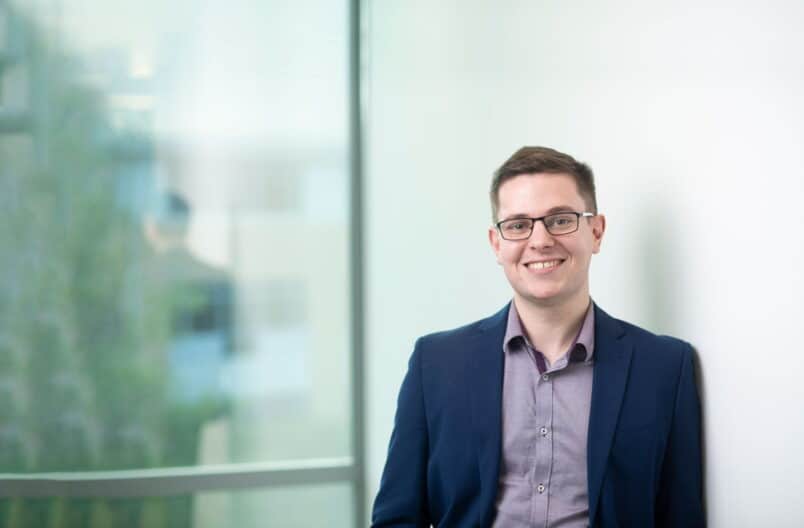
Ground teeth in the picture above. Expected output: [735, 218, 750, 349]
[528, 260, 561, 270]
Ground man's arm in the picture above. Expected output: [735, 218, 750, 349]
[372, 340, 431, 527]
[655, 343, 706, 527]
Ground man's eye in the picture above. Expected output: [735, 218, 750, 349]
[546, 215, 574, 228]
[506, 222, 527, 231]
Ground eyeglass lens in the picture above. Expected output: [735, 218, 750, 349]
[499, 213, 578, 239]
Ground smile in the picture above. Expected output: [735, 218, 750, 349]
[525, 259, 564, 271]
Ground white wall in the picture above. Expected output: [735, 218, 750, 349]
[364, 1, 804, 526]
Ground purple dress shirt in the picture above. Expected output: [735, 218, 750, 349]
[492, 300, 595, 528]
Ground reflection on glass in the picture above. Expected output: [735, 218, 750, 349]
[0, 483, 353, 528]
[0, 0, 350, 490]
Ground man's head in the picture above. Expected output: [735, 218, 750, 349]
[144, 191, 192, 251]
[490, 146, 597, 223]
[488, 146, 605, 309]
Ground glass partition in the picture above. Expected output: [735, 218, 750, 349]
[0, 0, 357, 526]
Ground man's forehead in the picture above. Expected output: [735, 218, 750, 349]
[497, 174, 586, 214]
[498, 172, 580, 192]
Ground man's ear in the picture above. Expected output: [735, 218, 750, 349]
[488, 226, 502, 264]
[591, 214, 606, 254]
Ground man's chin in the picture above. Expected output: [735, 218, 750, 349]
[515, 290, 566, 307]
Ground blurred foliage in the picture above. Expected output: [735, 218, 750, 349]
[0, 6, 228, 528]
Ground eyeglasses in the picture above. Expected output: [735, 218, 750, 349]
[495, 212, 595, 240]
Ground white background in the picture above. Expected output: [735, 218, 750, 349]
[364, 1, 804, 526]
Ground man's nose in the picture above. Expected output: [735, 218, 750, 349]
[528, 220, 555, 248]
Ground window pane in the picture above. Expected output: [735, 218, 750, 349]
[0, 0, 351, 473]
[0, 482, 354, 528]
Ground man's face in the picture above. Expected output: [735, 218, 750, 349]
[488, 173, 606, 308]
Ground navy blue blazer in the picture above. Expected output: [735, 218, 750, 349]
[372, 303, 705, 527]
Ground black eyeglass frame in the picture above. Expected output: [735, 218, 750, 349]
[495, 211, 596, 240]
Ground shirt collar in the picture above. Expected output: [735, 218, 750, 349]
[503, 299, 596, 364]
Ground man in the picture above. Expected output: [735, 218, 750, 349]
[372, 147, 704, 527]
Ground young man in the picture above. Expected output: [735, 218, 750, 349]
[372, 147, 705, 527]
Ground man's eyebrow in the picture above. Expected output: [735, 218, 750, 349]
[545, 205, 578, 214]
[500, 213, 531, 220]
[500, 206, 578, 221]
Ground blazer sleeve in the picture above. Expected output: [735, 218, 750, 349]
[371, 339, 432, 527]
[655, 343, 706, 527]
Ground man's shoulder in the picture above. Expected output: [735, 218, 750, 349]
[601, 307, 693, 361]
[414, 304, 509, 353]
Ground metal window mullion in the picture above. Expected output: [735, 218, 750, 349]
[0, 459, 355, 498]
[348, 0, 367, 526]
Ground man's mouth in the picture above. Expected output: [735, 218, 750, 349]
[525, 259, 565, 271]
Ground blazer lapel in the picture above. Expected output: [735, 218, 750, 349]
[469, 303, 509, 525]
[587, 305, 633, 524]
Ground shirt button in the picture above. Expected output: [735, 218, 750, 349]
[542, 374, 550, 381]
[540, 427, 548, 436]
[537, 484, 546, 494]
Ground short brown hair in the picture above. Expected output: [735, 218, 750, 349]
[490, 146, 597, 222]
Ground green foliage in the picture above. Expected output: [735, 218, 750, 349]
[0, 6, 229, 528]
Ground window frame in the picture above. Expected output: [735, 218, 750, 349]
[0, 0, 367, 525]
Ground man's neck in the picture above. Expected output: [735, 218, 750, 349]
[513, 292, 591, 366]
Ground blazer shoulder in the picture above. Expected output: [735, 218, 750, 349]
[414, 304, 509, 357]
[615, 316, 694, 361]
[417, 319, 486, 350]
